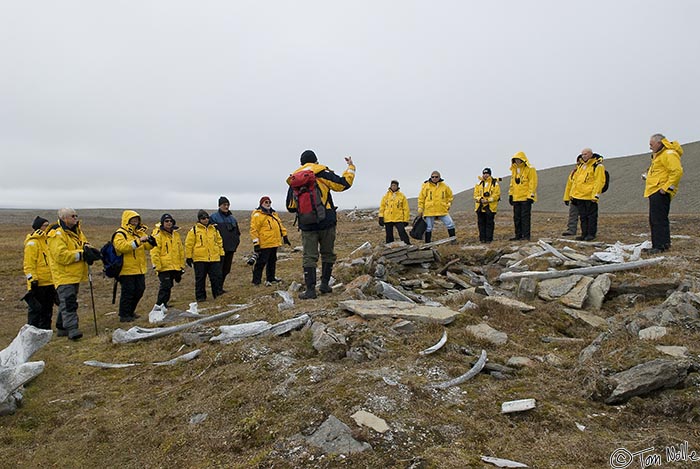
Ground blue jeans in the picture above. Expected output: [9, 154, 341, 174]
[424, 214, 455, 232]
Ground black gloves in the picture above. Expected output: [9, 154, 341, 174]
[526, 198, 534, 203]
[508, 195, 514, 206]
[564, 200, 570, 206]
[83, 245, 102, 265]
[378, 217, 385, 227]
[147, 235, 157, 247]
[173, 270, 183, 283]
[283, 236, 291, 246]
[186, 258, 193, 268]
[254, 244, 261, 253]
[30, 280, 39, 290]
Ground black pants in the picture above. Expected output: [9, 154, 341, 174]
[512, 200, 532, 239]
[252, 247, 278, 284]
[576, 199, 598, 238]
[156, 271, 178, 307]
[476, 210, 496, 242]
[384, 222, 411, 244]
[221, 250, 234, 284]
[25, 285, 55, 330]
[649, 191, 671, 249]
[119, 274, 146, 319]
[194, 261, 223, 301]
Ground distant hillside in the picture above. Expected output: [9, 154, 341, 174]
[409, 140, 699, 214]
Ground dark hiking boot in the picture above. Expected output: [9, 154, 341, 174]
[319, 263, 333, 294]
[298, 267, 317, 300]
[424, 232, 432, 243]
[562, 231, 575, 236]
[447, 228, 456, 244]
[56, 328, 68, 337]
[68, 329, 83, 340]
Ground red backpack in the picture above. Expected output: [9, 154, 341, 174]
[288, 169, 326, 225]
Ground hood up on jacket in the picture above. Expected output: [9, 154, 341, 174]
[510, 151, 532, 168]
[120, 209, 146, 233]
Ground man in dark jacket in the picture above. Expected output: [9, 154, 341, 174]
[209, 196, 241, 291]
[286, 150, 355, 299]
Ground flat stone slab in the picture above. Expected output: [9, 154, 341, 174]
[339, 299, 460, 325]
[538, 275, 582, 301]
[638, 326, 667, 340]
[655, 346, 688, 358]
[563, 308, 608, 329]
[465, 323, 508, 345]
[481, 296, 536, 312]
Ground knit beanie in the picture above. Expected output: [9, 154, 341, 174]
[482, 168, 492, 175]
[197, 209, 209, 220]
[259, 196, 271, 206]
[161, 213, 176, 224]
[218, 196, 230, 206]
[300, 150, 317, 165]
[32, 216, 49, 231]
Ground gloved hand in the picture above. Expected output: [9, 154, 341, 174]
[378, 217, 384, 227]
[564, 200, 570, 206]
[186, 258, 193, 268]
[283, 236, 291, 246]
[147, 235, 157, 247]
[508, 195, 514, 206]
[254, 244, 261, 253]
[83, 245, 101, 265]
[30, 280, 39, 290]
[173, 270, 183, 283]
[526, 198, 534, 203]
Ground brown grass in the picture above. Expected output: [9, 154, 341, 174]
[0, 210, 699, 468]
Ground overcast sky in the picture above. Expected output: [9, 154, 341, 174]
[1, 1, 698, 212]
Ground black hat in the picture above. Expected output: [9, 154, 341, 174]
[160, 213, 176, 225]
[197, 209, 210, 221]
[32, 216, 49, 231]
[482, 168, 492, 175]
[300, 150, 318, 165]
[218, 196, 229, 206]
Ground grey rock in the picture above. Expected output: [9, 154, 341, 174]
[506, 357, 535, 368]
[603, 359, 691, 404]
[376, 281, 415, 303]
[189, 413, 208, 424]
[481, 296, 536, 312]
[656, 345, 689, 358]
[516, 278, 537, 301]
[585, 274, 612, 311]
[560, 276, 594, 309]
[563, 308, 608, 329]
[579, 332, 608, 364]
[638, 326, 667, 340]
[465, 323, 508, 345]
[305, 415, 372, 454]
[538, 275, 582, 301]
[311, 323, 348, 361]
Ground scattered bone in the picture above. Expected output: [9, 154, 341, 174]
[482, 296, 536, 312]
[540, 336, 584, 344]
[0, 325, 52, 367]
[275, 290, 295, 312]
[481, 455, 529, 468]
[83, 349, 202, 368]
[418, 330, 447, 356]
[501, 398, 536, 414]
[431, 349, 487, 389]
[537, 240, 571, 262]
[149, 304, 166, 323]
[498, 257, 664, 282]
[152, 349, 202, 366]
[339, 299, 461, 325]
[210, 314, 310, 344]
[0, 325, 52, 409]
[350, 410, 389, 433]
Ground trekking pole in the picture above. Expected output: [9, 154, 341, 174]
[87, 264, 99, 336]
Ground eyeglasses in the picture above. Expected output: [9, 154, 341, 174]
[70, 214, 79, 218]
[164, 219, 174, 223]
[262, 201, 271, 204]
[430, 176, 440, 179]
[199, 216, 209, 220]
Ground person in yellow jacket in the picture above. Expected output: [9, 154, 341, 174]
[286, 150, 356, 299]
[150, 213, 185, 307]
[417, 171, 455, 243]
[250, 196, 292, 286]
[561, 155, 583, 236]
[508, 151, 538, 241]
[47, 208, 96, 340]
[113, 210, 156, 322]
[566, 148, 606, 241]
[473, 168, 501, 243]
[644, 133, 684, 254]
[379, 180, 411, 244]
[22, 216, 55, 330]
[185, 210, 224, 302]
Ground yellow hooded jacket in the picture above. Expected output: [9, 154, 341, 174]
[379, 189, 410, 223]
[113, 210, 155, 276]
[150, 223, 185, 273]
[644, 139, 684, 199]
[23, 228, 54, 289]
[418, 178, 453, 216]
[185, 222, 224, 262]
[569, 154, 606, 201]
[508, 151, 538, 202]
[473, 176, 501, 213]
[562, 160, 582, 202]
[47, 220, 89, 286]
[250, 209, 288, 249]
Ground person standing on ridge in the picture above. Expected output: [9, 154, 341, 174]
[249, 196, 291, 286]
[508, 152, 537, 241]
[417, 170, 455, 243]
[185, 210, 224, 302]
[22, 216, 55, 330]
[566, 148, 606, 241]
[473, 168, 500, 243]
[150, 213, 185, 308]
[379, 180, 411, 245]
[209, 196, 240, 292]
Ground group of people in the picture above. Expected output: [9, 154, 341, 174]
[380, 134, 683, 252]
[21, 135, 683, 339]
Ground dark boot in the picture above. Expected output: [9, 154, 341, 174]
[298, 267, 317, 300]
[424, 231, 432, 243]
[447, 228, 456, 244]
[319, 262, 333, 294]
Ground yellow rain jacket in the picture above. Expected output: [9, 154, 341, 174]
[47, 220, 89, 286]
[286, 161, 356, 230]
[113, 210, 155, 276]
[185, 222, 224, 262]
[562, 161, 581, 202]
[250, 209, 288, 249]
[23, 229, 54, 289]
[508, 151, 538, 202]
[379, 189, 410, 223]
[568, 154, 606, 201]
[418, 178, 453, 216]
[473, 176, 501, 213]
[644, 139, 684, 199]
[150, 223, 185, 273]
